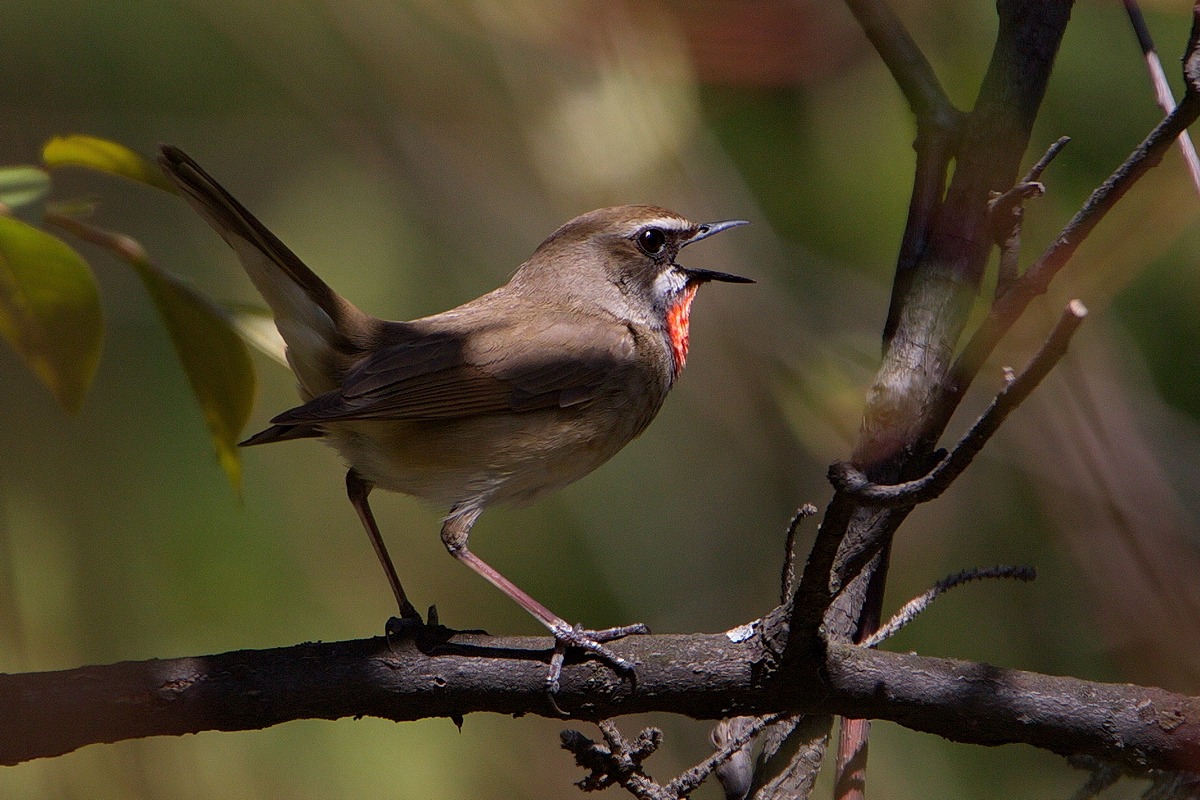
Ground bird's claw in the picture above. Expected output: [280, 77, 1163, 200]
[544, 622, 650, 700]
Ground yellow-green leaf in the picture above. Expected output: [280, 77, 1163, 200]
[0, 166, 52, 211]
[0, 216, 103, 413]
[42, 135, 176, 194]
[225, 303, 288, 368]
[129, 255, 256, 493]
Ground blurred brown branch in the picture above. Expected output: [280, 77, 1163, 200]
[843, 0, 964, 347]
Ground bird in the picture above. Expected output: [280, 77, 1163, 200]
[158, 145, 751, 687]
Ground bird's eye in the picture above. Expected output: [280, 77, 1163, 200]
[636, 227, 667, 257]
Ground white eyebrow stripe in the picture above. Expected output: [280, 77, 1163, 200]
[634, 216, 692, 232]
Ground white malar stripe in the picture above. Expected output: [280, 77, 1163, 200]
[652, 266, 688, 303]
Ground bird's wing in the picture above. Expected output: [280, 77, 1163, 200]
[269, 315, 637, 424]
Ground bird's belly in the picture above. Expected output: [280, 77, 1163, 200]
[324, 402, 654, 510]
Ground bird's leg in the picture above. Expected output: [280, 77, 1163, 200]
[440, 506, 649, 692]
[346, 469, 423, 623]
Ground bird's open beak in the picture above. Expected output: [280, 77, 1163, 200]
[684, 267, 755, 284]
[679, 219, 754, 284]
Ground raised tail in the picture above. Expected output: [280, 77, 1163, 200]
[158, 145, 373, 395]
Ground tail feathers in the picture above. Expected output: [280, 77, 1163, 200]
[239, 423, 324, 447]
[159, 146, 372, 389]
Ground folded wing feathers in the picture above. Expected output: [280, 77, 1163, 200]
[269, 321, 633, 424]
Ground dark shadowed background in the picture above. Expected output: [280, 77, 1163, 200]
[2, 1, 1198, 797]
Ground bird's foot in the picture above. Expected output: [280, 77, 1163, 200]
[385, 604, 429, 645]
[386, 605, 490, 652]
[545, 621, 650, 699]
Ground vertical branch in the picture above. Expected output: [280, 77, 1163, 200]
[858, 0, 1074, 471]
[842, 0, 965, 347]
[785, 4, 1074, 796]
[884, 127, 960, 345]
[791, 0, 1075, 644]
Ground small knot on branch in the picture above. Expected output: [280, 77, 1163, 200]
[988, 180, 1046, 222]
[987, 136, 1071, 296]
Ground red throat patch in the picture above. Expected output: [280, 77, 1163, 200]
[666, 284, 699, 379]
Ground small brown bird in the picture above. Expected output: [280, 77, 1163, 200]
[159, 145, 750, 684]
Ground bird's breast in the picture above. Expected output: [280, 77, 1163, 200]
[323, 378, 667, 511]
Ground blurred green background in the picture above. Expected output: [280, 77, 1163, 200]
[3, 1, 1200, 797]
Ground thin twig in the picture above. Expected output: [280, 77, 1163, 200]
[710, 717, 758, 800]
[668, 714, 785, 797]
[862, 565, 1036, 648]
[831, 300, 1088, 508]
[987, 136, 1070, 297]
[1024, 135, 1072, 183]
[938, 12, 1200, 430]
[988, 180, 1046, 224]
[988, 180, 1044, 296]
[987, 135, 1068, 226]
[562, 723, 669, 799]
[750, 715, 831, 800]
[1067, 756, 1123, 800]
[44, 209, 150, 263]
[561, 715, 785, 800]
[1124, 0, 1200, 196]
[781, 505, 819, 605]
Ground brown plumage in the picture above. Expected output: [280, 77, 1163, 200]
[159, 145, 750, 687]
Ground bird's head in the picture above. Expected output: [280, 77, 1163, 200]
[515, 206, 751, 374]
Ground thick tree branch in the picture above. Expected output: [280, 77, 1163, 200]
[855, 0, 1073, 474]
[790, 3, 1076, 649]
[831, 299, 1088, 508]
[0, 630, 760, 765]
[823, 644, 1200, 769]
[4, 633, 1200, 774]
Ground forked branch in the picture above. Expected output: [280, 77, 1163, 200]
[939, 4, 1200, 426]
[831, 300, 1088, 508]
